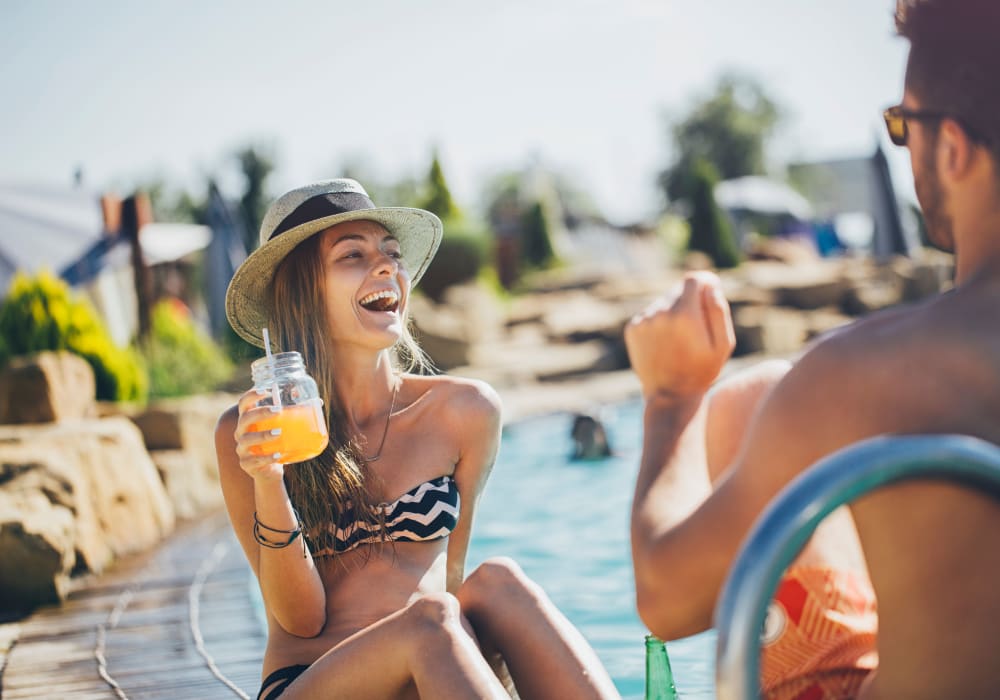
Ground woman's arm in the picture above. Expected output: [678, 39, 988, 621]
[215, 397, 327, 637]
[444, 379, 503, 593]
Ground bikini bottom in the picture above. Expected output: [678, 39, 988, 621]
[258, 664, 310, 700]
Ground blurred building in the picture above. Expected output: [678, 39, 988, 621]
[0, 181, 241, 346]
[787, 145, 920, 260]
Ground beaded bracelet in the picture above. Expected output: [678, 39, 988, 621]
[253, 510, 308, 558]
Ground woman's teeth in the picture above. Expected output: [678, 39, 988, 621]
[359, 290, 399, 312]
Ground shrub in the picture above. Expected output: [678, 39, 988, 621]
[520, 201, 557, 269]
[418, 219, 490, 303]
[222, 324, 263, 365]
[0, 270, 147, 402]
[141, 299, 234, 399]
[686, 159, 741, 268]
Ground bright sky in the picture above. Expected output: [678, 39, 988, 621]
[0, 0, 914, 224]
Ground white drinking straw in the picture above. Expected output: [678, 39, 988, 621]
[261, 327, 282, 409]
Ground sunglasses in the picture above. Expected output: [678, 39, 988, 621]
[883, 104, 990, 148]
[883, 105, 950, 146]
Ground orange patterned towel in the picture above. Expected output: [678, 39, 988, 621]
[760, 566, 878, 700]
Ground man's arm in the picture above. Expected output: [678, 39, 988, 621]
[627, 272, 737, 637]
[627, 272, 896, 640]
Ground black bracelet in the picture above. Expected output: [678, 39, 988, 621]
[253, 511, 308, 558]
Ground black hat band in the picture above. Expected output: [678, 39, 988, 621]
[269, 191, 376, 241]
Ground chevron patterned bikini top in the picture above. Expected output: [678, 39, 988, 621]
[309, 475, 460, 557]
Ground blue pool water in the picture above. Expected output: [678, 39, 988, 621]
[467, 401, 716, 699]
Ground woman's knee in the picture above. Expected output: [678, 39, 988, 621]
[405, 591, 464, 630]
[462, 557, 542, 609]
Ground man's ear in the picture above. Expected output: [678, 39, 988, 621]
[937, 118, 974, 184]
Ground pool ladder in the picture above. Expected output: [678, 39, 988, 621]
[713, 434, 1000, 700]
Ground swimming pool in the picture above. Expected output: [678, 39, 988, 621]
[467, 400, 716, 699]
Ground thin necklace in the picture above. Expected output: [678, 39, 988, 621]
[363, 379, 399, 462]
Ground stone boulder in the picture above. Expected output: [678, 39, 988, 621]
[740, 261, 849, 310]
[410, 300, 473, 370]
[842, 276, 902, 316]
[469, 339, 621, 383]
[130, 393, 235, 519]
[0, 417, 175, 613]
[892, 250, 955, 302]
[733, 305, 810, 356]
[0, 444, 112, 574]
[0, 489, 76, 611]
[0, 351, 96, 424]
[540, 292, 631, 342]
[441, 283, 505, 343]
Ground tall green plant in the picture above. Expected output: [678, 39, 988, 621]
[419, 153, 460, 220]
[520, 201, 557, 268]
[686, 160, 741, 268]
[0, 271, 147, 401]
[660, 73, 781, 205]
[418, 220, 489, 303]
[141, 300, 233, 398]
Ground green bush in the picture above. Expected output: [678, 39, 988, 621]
[418, 220, 490, 303]
[686, 159, 741, 268]
[141, 299, 234, 399]
[222, 324, 263, 365]
[520, 201, 557, 269]
[0, 270, 147, 402]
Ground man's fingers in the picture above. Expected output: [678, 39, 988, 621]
[701, 283, 734, 351]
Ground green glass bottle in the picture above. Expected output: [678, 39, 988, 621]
[644, 634, 679, 700]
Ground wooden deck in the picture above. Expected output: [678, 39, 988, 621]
[1, 510, 266, 699]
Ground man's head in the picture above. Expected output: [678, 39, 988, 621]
[894, 0, 1000, 249]
[896, 0, 999, 157]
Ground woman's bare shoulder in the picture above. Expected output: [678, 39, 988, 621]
[405, 374, 501, 415]
[215, 403, 240, 441]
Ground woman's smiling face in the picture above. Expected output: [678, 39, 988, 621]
[319, 219, 410, 348]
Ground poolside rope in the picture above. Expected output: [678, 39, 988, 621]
[94, 585, 136, 700]
[189, 540, 252, 700]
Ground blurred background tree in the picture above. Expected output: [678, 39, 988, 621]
[686, 159, 741, 268]
[419, 151, 460, 221]
[659, 73, 781, 205]
[520, 200, 556, 269]
[416, 154, 491, 302]
[237, 145, 276, 250]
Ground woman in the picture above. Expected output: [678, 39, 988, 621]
[216, 179, 619, 699]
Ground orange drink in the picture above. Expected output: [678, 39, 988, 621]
[249, 398, 329, 464]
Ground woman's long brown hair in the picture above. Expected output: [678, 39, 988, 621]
[268, 233, 431, 558]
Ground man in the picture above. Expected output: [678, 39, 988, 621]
[626, 1, 1000, 698]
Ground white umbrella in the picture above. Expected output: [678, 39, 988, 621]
[139, 223, 212, 265]
[714, 176, 814, 220]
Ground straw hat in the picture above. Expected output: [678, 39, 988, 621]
[225, 178, 442, 348]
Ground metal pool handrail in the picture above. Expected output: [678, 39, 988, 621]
[713, 434, 1000, 700]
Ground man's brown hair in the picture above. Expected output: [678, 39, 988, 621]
[896, 0, 1000, 162]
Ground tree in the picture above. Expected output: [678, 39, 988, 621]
[660, 73, 781, 205]
[237, 146, 275, 251]
[686, 159, 741, 268]
[521, 201, 556, 268]
[419, 152, 460, 221]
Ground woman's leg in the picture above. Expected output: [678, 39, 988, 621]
[457, 557, 621, 700]
[282, 592, 508, 700]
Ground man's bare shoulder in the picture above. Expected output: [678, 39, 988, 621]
[763, 288, 1000, 448]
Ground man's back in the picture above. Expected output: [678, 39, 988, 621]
[843, 276, 1000, 698]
